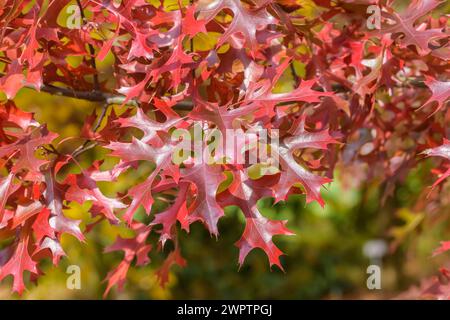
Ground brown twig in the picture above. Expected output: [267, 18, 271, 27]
[68, 23, 110, 160]
[71, 101, 110, 159]
[38, 83, 107, 102]
[76, 0, 100, 91]
[290, 63, 299, 87]
[22, 82, 194, 110]
[71, 138, 99, 159]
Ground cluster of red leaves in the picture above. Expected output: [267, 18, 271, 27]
[0, 0, 449, 297]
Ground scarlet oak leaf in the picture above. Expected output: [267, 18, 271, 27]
[103, 258, 130, 298]
[149, 37, 194, 89]
[424, 139, 450, 159]
[107, 137, 174, 164]
[2, 0, 449, 298]
[422, 77, 450, 115]
[0, 173, 19, 222]
[433, 241, 450, 256]
[284, 116, 341, 150]
[0, 60, 25, 99]
[197, 0, 277, 56]
[423, 139, 450, 190]
[182, 161, 226, 236]
[150, 183, 190, 247]
[115, 107, 180, 144]
[246, 79, 333, 105]
[0, 225, 38, 295]
[123, 179, 157, 224]
[0, 126, 57, 179]
[44, 170, 85, 242]
[117, 73, 152, 103]
[352, 50, 384, 97]
[0, 102, 39, 131]
[272, 120, 339, 206]
[104, 223, 151, 297]
[236, 214, 294, 270]
[276, 155, 331, 202]
[36, 237, 65, 265]
[219, 171, 294, 269]
[32, 208, 54, 243]
[189, 99, 259, 134]
[106, 138, 178, 224]
[11, 201, 44, 229]
[87, 161, 137, 182]
[91, 0, 156, 60]
[65, 174, 126, 224]
[155, 246, 186, 288]
[182, 5, 207, 38]
[379, 0, 447, 55]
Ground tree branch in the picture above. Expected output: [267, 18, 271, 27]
[19, 83, 193, 159]
[76, 0, 100, 91]
[38, 84, 106, 102]
[26, 83, 193, 111]
[71, 101, 110, 159]
[71, 140, 98, 159]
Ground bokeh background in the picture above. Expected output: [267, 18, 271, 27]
[1, 0, 449, 300]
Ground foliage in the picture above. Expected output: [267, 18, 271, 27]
[0, 0, 449, 298]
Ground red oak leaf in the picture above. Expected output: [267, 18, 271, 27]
[197, 0, 278, 56]
[421, 77, 450, 115]
[379, 0, 447, 55]
[0, 224, 38, 295]
[246, 79, 334, 107]
[11, 201, 43, 229]
[65, 174, 126, 224]
[219, 170, 294, 269]
[182, 5, 207, 38]
[236, 214, 294, 270]
[433, 241, 450, 256]
[115, 107, 181, 144]
[0, 60, 25, 99]
[0, 173, 19, 223]
[0, 102, 39, 131]
[155, 245, 186, 288]
[423, 139, 450, 190]
[0, 126, 57, 179]
[182, 159, 226, 236]
[272, 118, 339, 206]
[44, 170, 85, 242]
[150, 182, 190, 247]
[104, 223, 151, 297]
[106, 137, 178, 224]
[32, 208, 54, 243]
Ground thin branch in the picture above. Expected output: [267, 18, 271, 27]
[37, 83, 106, 102]
[76, 0, 100, 91]
[290, 63, 299, 87]
[41, 145, 60, 156]
[26, 83, 193, 111]
[92, 104, 109, 132]
[67, 95, 192, 159]
[71, 138, 99, 159]
[35, 83, 139, 107]
[71, 102, 110, 159]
